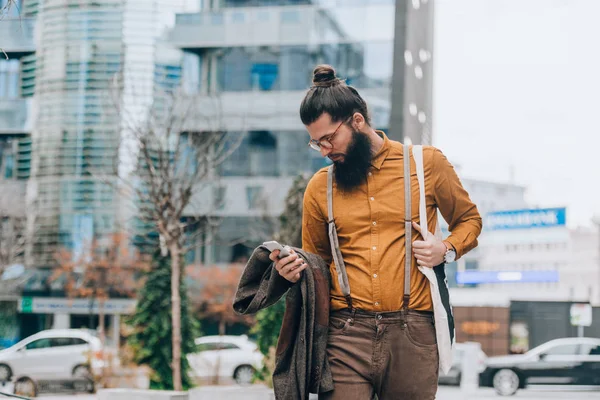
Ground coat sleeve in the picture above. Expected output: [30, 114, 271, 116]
[233, 246, 294, 315]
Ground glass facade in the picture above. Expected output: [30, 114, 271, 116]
[29, 4, 125, 265]
[218, 0, 394, 7]
[219, 130, 328, 177]
[216, 43, 392, 92]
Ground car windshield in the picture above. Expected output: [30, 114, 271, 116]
[528, 341, 580, 356]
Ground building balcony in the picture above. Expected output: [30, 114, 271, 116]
[0, 97, 33, 134]
[170, 4, 394, 49]
[181, 88, 390, 132]
[185, 176, 295, 218]
[0, 18, 36, 57]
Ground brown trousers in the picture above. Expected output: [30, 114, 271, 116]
[319, 309, 439, 400]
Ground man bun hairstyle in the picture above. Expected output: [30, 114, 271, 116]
[300, 64, 371, 126]
[312, 64, 342, 87]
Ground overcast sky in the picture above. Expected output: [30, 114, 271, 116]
[433, 0, 599, 228]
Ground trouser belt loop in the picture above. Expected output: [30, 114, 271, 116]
[344, 295, 356, 325]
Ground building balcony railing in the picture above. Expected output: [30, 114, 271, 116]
[0, 18, 36, 57]
[0, 97, 32, 134]
[180, 88, 390, 132]
[170, 4, 394, 49]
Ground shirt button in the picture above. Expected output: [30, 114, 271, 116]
[368, 172, 372, 176]
[370, 197, 375, 201]
[375, 302, 379, 306]
[372, 246, 377, 251]
[372, 221, 377, 226]
[373, 273, 378, 278]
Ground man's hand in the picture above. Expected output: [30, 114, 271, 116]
[411, 222, 447, 268]
[269, 249, 307, 283]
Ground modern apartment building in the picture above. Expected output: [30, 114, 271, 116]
[169, 0, 434, 264]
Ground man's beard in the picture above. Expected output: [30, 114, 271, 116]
[333, 131, 373, 193]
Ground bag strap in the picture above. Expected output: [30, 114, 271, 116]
[413, 145, 428, 239]
[327, 165, 353, 310]
[413, 145, 443, 240]
[403, 144, 412, 312]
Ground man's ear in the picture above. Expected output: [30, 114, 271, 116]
[352, 112, 366, 130]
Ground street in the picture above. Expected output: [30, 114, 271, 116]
[29, 386, 600, 400]
[437, 386, 600, 399]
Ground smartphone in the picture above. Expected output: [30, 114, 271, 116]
[262, 240, 291, 258]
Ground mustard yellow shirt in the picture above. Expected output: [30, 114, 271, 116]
[301, 132, 482, 311]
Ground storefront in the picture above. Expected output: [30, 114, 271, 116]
[15, 296, 137, 347]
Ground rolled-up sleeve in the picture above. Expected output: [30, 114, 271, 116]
[302, 178, 332, 265]
[432, 148, 483, 259]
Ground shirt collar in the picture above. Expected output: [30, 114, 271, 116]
[370, 130, 391, 170]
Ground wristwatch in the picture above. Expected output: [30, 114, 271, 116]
[443, 241, 456, 263]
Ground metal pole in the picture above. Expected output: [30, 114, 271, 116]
[594, 216, 600, 306]
[460, 342, 481, 393]
[578, 325, 584, 338]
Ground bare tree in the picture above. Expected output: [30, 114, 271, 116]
[110, 81, 244, 390]
[0, 187, 27, 277]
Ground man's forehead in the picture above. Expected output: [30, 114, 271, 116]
[307, 113, 337, 137]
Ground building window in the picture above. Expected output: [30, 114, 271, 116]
[3, 153, 14, 179]
[246, 186, 265, 210]
[281, 10, 300, 23]
[0, 60, 20, 99]
[250, 63, 278, 91]
[249, 131, 277, 176]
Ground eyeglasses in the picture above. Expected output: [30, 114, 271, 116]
[307, 117, 350, 151]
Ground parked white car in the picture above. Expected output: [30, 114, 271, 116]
[187, 335, 263, 385]
[0, 329, 102, 394]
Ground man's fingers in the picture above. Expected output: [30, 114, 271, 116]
[416, 259, 432, 267]
[283, 263, 307, 282]
[269, 250, 280, 262]
[413, 246, 433, 258]
[281, 258, 304, 276]
[414, 253, 428, 261]
[412, 221, 422, 234]
[412, 240, 431, 249]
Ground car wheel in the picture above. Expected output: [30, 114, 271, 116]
[73, 365, 95, 393]
[14, 377, 37, 397]
[0, 364, 12, 382]
[233, 365, 255, 385]
[493, 368, 520, 396]
[73, 364, 92, 379]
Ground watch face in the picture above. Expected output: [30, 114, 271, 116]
[445, 251, 456, 263]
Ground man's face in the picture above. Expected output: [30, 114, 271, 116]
[306, 113, 373, 192]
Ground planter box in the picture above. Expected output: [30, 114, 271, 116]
[98, 389, 188, 400]
[103, 366, 150, 389]
[189, 385, 274, 400]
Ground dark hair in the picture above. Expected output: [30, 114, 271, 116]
[299, 64, 371, 126]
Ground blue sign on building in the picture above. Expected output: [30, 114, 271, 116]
[456, 270, 559, 285]
[486, 207, 566, 230]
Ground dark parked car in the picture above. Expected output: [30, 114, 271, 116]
[479, 337, 600, 396]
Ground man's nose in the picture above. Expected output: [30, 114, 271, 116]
[320, 146, 332, 157]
